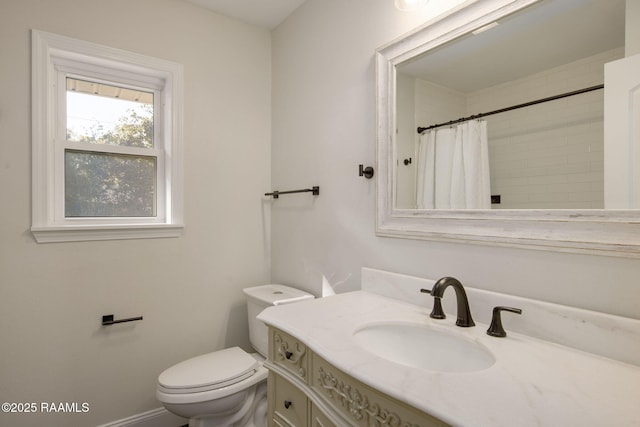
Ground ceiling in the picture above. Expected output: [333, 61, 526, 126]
[398, 0, 626, 92]
[182, 0, 626, 89]
[181, 0, 308, 29]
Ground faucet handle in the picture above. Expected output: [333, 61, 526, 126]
[420, 288, 446, 319]
[487, 306, 522, 337]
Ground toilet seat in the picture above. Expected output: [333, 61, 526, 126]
[158, 347, 259, 394]
[156, 347, 268, 405]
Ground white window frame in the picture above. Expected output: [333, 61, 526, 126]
[31, 30, 184, 243]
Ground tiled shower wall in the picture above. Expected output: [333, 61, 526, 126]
[470, 48, 623, 209]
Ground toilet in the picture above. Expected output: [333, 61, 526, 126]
[156, 285, 314, 427]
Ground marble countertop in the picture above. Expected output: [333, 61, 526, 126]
[258, 290, 640, 427]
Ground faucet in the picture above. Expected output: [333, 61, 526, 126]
[420, 277, 475, 327]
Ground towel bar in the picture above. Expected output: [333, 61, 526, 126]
[265, 186, 319, 199]
[101, 314, 143, 326]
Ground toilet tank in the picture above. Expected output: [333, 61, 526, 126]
[243, 284, 314, 357]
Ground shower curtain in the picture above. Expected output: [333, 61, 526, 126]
[416, 120, 491, 209]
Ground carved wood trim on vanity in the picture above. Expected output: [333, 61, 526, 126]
[266, 327, 449, 427]
[274, 330, 308, 379]
[316, 365, 420, 427]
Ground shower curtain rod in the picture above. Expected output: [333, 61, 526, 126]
[416, 84, 604, 134]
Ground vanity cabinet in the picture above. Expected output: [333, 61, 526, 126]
[266, 326, 449, 427]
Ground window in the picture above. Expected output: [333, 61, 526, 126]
[64, 78, 158, 218]
[31, 30, 183, 242]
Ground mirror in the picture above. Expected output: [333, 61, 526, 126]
[376, 0, 640, 257]
[396, 0, 624, 209]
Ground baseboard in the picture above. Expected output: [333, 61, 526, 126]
[96, 407, 187, 427]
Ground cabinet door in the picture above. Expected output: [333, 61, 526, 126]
[311, 403, 338, 427]
[272, 374, 308, 427]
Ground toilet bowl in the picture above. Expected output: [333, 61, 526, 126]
[156, 285, 314, 427]
[157, 347, 268, 427]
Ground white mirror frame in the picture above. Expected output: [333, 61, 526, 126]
[376, 0, 640, 258]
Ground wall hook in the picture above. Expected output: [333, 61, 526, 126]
[359, 164, 374, 179]
[404, 158, 412, 166]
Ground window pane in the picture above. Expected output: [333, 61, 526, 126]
[65, 150, 156, 217]
[66, 78, 154, 148]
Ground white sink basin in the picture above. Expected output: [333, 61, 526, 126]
[353, 322, 495, 373]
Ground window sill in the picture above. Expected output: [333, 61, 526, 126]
[31, 223, 184, 243]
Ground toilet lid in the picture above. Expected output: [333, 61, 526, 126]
[158, 347, 258, 394]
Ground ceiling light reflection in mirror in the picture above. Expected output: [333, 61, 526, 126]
[395, 0, 429, 12]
